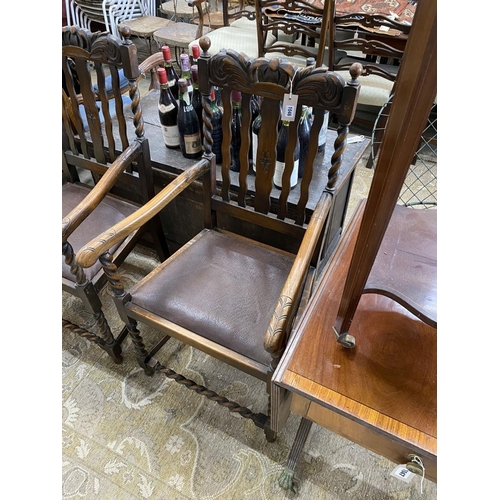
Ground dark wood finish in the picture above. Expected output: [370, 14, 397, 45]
[334, 0, 437, 345]
[333, 9, 412, 80]
[75, 40, 363, 441]
[62, 25, 169, 363]
[274, 201, 437, 486]
[255, 0, 334, 68]
[333, 0, 415, 81]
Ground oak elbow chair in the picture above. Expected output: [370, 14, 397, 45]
[75, 36, 362, 439]
[62, 25, 169, 363]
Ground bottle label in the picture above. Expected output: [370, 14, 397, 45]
[183, 132, 202, 154]
[167, 80, 175, 88]
[252, 132, 258, 172]
[158, 103, 176, 113]
[319, 111, 329, 146]
[188, 84, 193, 94]
[161, 124, 180, 147]
[273, 159, 298, 188]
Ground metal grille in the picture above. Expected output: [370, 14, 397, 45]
[371, 95, 437, 209]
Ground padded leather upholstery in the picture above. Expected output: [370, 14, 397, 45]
[129, 230, 295, 366]
[62, 183, 137, 282]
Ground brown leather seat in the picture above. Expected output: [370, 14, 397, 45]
[62, 184, 138, 282]
[131, 229, 295, 366]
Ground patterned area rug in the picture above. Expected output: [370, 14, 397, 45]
[62, 160, 437, 499]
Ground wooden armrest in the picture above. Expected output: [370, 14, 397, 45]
[76, 158, 211, 269]
[264, 192, 333, 355]
[139, 52, 164, 75]
[62, 141, 142, 242]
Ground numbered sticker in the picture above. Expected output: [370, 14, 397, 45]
[390, 465, 415, 483]
[281, 94, 299, 121]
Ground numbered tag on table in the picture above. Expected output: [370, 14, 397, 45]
[390, 464, 415, 483]
[282, 93, 299, 121]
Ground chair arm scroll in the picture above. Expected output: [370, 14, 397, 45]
[76, 159, 211, 269]
[139, 52, 164, 76]
[264, 193, 333, 356]
[62, 141, 142, 242]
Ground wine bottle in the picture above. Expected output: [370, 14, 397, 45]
[229, 90, 242, 172]
[179, 53, 193, 98]
[190, 64, 203, 132]
[191, 43, 200, 66]
[215, 86, 223, 111]
[249, 95, 260, 172]
[157, 67, 180, 149]
[251, 110, 261, 173]
[161, 45, 179, 101]
[177, 78, 202, 159]
[210, 88, 223, 164]
[318, 110, 329, 153]
[298, 105, 310, 178]
[273, 120, 299, 189]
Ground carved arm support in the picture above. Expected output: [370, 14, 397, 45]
[75, 159, 211, 269]
[264, 192, 333, 358]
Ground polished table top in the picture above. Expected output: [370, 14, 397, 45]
[273, 200, 437, 480]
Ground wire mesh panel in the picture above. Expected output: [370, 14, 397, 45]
[371, 95, 437, 209]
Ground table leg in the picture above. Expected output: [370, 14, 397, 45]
[278, 417, 314, 493]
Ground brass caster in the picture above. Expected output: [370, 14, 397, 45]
[337, 332, 356, 348]
[406, 454, 424, 476]
[278, 467, 299, 493]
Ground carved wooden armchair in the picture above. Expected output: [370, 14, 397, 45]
[62, 26, 169, 363]
[75, 36, 362, 438]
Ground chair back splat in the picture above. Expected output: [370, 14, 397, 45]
[255, 0, 333, 68]
[62, 26, 169, 363]
[75, 35, 362, 440]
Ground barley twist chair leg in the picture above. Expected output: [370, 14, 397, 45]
[150, 358, 274, 438]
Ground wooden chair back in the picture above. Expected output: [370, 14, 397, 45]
[62, 26, 156, 204]
[197, 36, 362, 253]
[62, 25, 168, 261]
[254, 0, 333, 68]
[333, 10, 412, 81]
